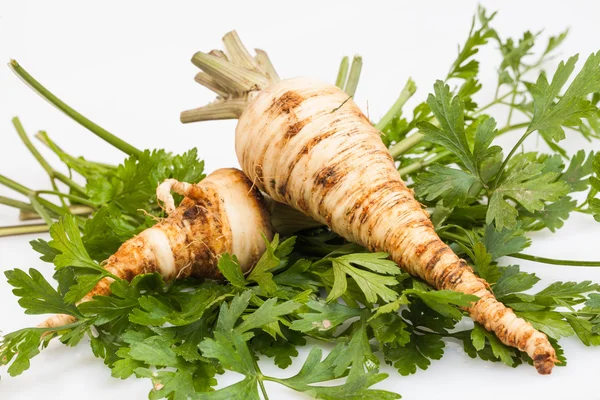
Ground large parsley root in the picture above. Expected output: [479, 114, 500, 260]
[181, 33, 557, 374]
[39, 168, 272, 328]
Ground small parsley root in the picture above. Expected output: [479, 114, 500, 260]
[182, 32, 557, 374]
[38, 168, 272, 328]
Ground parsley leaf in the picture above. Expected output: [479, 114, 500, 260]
[290, 300, 363, 333]
[482, 223, 529, 259]
[217, 253, 247, 288]
[386, 332, 444, 375]
[471, 323, 515, 366]
[0, 329, 46, 377]
[5, 268, 79, 316]
[246, 235, 295, 295]
[528, 52, 600, 142]
[419, 82, 477, 175]
[415, 164, 479, 206]
[323, 252, 400, 303]
[522, 196, 578, 232]
[517, 311, 574, 340]
[46, 215, 103, 272]
[419, 82, 501, 182]
[560, 150, 596, 191]
[487, 158, 569, 230]
[493, 265, 540, 299]
[404, 284, 478, 320]
[278, 345, 400, 400]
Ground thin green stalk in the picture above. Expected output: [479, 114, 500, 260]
[262, 376, 285, 386]
[498, 102, 533, 117]
[335, 57, 349, 89]
[508, 253, 600, 267]
[13, 117, 55, 177]
[344, 55, 362, 97]
[35, 190, 96, 207]
[20, 204, 93, 221]
[258, 378, 269, 400]
[0, 224, 50, 238]
[397, 150, 452, 176]
[9, 60, 142, 158]
[389, 132, 425, 159]
[0, 174, 33, 196]
[497, 122, 530, 136]
[252, 358, 269, 400]
[0, 175, 70, 220]
[493, 129, 533, 188]
[413, 326, 463, 339]
[472, 91, 515, 115]
[505, 74, 520, 126]
[30, 196, 54, 226]
[439, 231, 468, 244]
[493, 82, 501, 101]
[36, 131, 115, 174]
[53, 171, 86, 195]
[13, 117, 68, 207]
[375, 78, 417, 132]
[0, 196, 35, 212]
[441, 230, 600, 267]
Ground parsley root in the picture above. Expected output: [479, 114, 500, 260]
[182, 33, 557, 374]
[38, 168, 272, 328]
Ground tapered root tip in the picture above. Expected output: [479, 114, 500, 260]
[534, 353, 558, 375]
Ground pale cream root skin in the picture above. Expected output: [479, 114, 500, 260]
[202, 169, 273, 272]
[37, 168, 273, 330]
[235, 77, 557, 374]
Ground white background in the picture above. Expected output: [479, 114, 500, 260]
[1, 1, 600, 399]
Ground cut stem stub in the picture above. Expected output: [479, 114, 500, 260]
[181, 31, 280, 123]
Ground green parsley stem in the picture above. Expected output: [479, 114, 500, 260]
[29, 196, 54, 226]
[13, 117, 55, 180]
[34, 190, 96, 208]
[258, 378, 269, 400]
[12, 117, 85, 204]
[0, 196, 35, 212]
[441, 231, 600, 267]
[439, 231, 468, 244]
[0, 175, 74, 222]
[344, 56, 362, 97]
[20, 204, 93, 221]
[9, 60, 143, 158]
[499, 102, 533, 117]
[303, 332, 345, 343]
[497, 122, 530, 136]
[508, 253, 600, 267]
[252, 358, 270, 400]
[506, 93, 517, 126]
[0, 223, 49, 237]
[52, 171, 87, 196]
[0, 174, 34, 196]
[335, 57, 350, 89]
[389, 132, 425, 159]
[36, 131, 116, 174]
[262, 376, 286, 386]
[398, 150, 452, 176]
[375, 78, 417, 132]
[492, 129, 533, 189]
[505, 71, 522, 126]
[413, 326, 462, 339]
[472, 91, 516, 115]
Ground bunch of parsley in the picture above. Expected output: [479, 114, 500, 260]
[2, 6, 600, 400]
